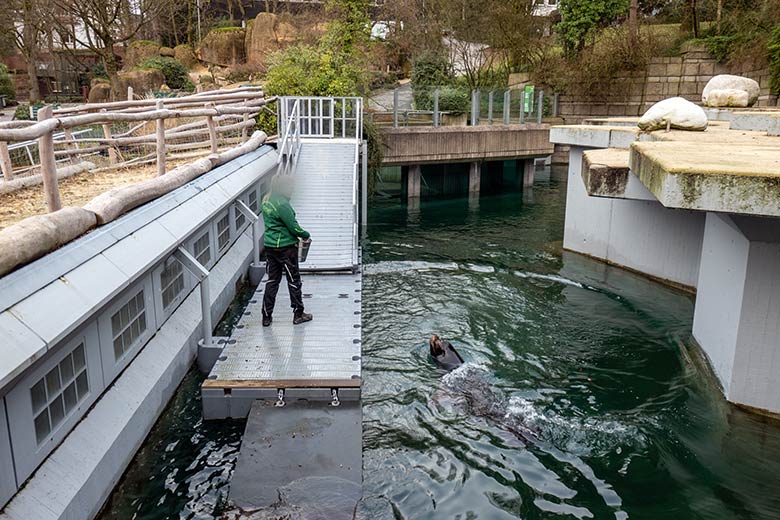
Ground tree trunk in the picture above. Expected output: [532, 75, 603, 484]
[691, 0, 699, 38]
[716, 0, 722, 34]
[22, 10, 41, 102]
[629, 0, 638, 48]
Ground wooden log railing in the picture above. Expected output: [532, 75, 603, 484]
[0, 87, 269, 207]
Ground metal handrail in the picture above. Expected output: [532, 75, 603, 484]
[277, 99, 301, 176]
[276, 95, 363, 267]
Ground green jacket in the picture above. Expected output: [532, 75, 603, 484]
[262, 192, 310, 248]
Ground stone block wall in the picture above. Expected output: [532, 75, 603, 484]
[557, 47, 777, 118]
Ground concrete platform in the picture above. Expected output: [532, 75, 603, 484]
[630, 141, 780, 217]
[227, 400, 362, 518]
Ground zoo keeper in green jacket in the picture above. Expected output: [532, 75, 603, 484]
[261, 176, 313, 326]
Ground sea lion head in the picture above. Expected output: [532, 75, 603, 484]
[430, 335, 444, 357]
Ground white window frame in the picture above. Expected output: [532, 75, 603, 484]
[187, 225, 216, 271]
[97, 277, 156, 383]
[6, 322, 103, 482]
[215, 209, 232, 256]
[151, 254, 194, 326]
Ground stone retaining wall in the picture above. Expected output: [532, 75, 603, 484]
[558, 46, 777, 118]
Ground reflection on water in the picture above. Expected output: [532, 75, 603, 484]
[99, 171, 780, 520]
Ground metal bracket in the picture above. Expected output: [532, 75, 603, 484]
[174, 246, 208, 281]
[275, 389, 285, 408]
[236, 200, 259, 223]
[330, 389, 340, 407]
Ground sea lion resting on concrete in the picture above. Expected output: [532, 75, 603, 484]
[429, 335, 465, 371]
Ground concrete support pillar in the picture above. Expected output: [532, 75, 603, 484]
[407, 164, 421, 200]
[522, 158, 535, 188]
[693, 213, 780, 414]
[468, 161, 481, 194]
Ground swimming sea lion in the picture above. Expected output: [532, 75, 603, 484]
[429, 335, 465, 371]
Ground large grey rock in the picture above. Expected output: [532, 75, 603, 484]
[702, 75, 760, 107]
[638, 97, 708, 132]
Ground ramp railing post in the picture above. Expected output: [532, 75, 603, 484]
[361, 139, 368, 228]
[175, 246, 213, 346]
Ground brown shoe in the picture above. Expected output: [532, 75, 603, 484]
[293, 312, 313, 325]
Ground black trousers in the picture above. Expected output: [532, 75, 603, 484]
[262, 245, 304, 317]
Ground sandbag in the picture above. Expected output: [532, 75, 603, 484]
[637, 97, 708, 132]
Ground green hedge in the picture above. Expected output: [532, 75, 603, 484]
[769, 27, 780, 95]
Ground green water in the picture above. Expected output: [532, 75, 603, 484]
[99, 171, 780, 519]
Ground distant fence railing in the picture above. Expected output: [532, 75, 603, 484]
[0, 87, 271, 214]
[369, 86, 559, 128]
[278, 96, 363, 141]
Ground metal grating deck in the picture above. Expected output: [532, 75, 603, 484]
[293, 140, 358, 272]
[205, 273, 362, 390]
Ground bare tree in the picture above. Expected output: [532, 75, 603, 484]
[9, 0, 46, 101]
[50, 0, 171, 93]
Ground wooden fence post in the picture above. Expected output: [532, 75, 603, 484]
[156, 100, 166, 176]
[36, 106, 62, 212]
[0, 142, 13, 181]
[206, 102, 218, 153]
[100, 109, 117, 164]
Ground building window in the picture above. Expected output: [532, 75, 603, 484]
[217, 213, 231, 252]
[31, 343, 89, 445]
[110, 290, 147, 361]
[235, 203, 246, 230]
[248, 189, 259, 214]
[160, 258, 185, 310]
[194, 231, 211, 267]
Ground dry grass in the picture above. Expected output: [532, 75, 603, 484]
[0, 159, 193, 231]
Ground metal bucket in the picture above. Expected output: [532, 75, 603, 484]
[298, 238, 312, 263]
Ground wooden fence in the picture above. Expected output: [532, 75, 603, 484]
[0, 86, 273, 213]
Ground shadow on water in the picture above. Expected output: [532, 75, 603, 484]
[99, 170, 780, 520]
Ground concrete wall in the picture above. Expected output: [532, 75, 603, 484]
[380, 124, 554, 166]
[564, 145, 704, 290]
[693, 213, 780, 412]
[558, 46, 777, 118]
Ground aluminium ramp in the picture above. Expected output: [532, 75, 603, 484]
[293, 140, 358, 272]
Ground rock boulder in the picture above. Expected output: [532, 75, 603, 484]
[88, 82, 111, 103]
[124, 40, 160, 69]
[197, 28, 246, 67]
[174, 44, 198, 68]
[245, 13, 296, 65]
[160, 46, 175, 57]
[113, 69, 165, 98]
[702, 74, 760, 107]
[638, 97, 708, 132]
